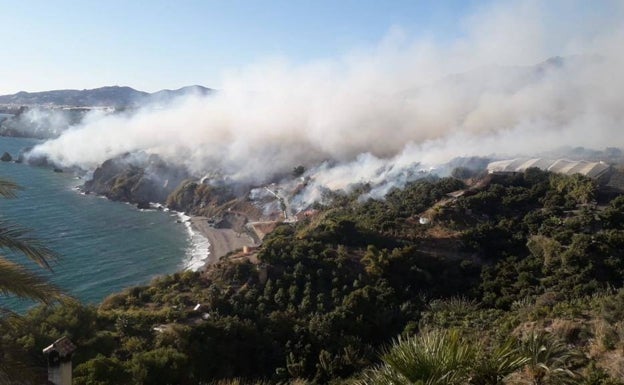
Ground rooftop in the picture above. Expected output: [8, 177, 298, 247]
[487, 158, 610, 179]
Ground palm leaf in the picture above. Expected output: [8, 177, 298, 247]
[0, 257, 62, 304]
[471, 337, 530, 385]
[0, 317, 46, 384]
[520, 331, 579, 385]
[0, 178, 63, 382]
[0, 179, 21, 199]
[0, 222, 58, 269]
[358, 329, 474, 385]
[0, 348, 45, 384]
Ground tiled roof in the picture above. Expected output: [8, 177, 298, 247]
[42, 336, 76, 357]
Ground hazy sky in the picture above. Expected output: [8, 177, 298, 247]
[0, 0, 619, 94]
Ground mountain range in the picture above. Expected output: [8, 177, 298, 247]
[0, 85, 213, 108]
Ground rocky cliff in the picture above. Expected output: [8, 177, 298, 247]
[166, 179, 263, 223]
[83, 153, 189, 208]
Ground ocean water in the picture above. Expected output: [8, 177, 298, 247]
[0, 136, 194, 311]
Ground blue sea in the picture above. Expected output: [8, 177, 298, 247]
[0, 137, 194, 311]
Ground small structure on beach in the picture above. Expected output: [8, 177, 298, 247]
[243, 245, 258, 254]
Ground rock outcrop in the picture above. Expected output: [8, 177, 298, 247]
[1, 152, 12, 162]
[83, 153, 190, 207]
[166, 179, 264, 227]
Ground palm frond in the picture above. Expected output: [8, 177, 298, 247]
[0, 179, 21, 199]
[520, 331, 579, 385]
[0, 222, 58, 269]
[0, 257, 63, 304]
[358, 329, 474, 385]
[471, 337, 530, 385]
[0, 340, 46, 384]
[0, 177, 63, 381]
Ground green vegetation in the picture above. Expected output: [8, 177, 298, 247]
[4, 169, 624, 384]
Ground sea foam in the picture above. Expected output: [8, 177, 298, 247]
[174, 212, 211, 271]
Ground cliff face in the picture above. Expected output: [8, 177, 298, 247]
[165, 180, 225, 215]
[83, 153, 189, 207]
[166, 179, 262, 221]
[82, 153, 263, 222]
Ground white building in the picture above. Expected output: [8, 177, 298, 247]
[487, 158, 610, 179]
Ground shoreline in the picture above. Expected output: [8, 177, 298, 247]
[188, 216, 256, 269]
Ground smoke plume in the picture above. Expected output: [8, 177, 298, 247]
[28, 1, 624, 195]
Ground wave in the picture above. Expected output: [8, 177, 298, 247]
[173, 211, 211, 271]
[68, 186, 209, 272]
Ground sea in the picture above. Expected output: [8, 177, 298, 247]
[0, 136, 202, 312]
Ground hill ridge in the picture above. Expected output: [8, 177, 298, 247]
[0, 84, 213, 108]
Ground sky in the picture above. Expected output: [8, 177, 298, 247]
[1, 0, 614, 95]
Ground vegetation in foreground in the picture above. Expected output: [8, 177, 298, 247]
[0, 178, 62, 383]
[3, 168, 624, 384]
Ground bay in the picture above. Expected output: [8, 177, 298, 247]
[0, 137, 192, 311]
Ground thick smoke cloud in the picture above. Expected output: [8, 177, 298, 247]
[28, 0, 624, 193]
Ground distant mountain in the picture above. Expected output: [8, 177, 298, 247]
[0, 85, 213, 108]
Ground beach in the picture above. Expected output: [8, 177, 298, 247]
[190, 216, 257, 266]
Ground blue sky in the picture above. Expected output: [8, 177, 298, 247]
[0, 0, 491, 93]
[0, 0, 617, 94]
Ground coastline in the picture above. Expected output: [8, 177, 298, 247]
[189, 216, 256, 269]
[72, 174, 259, 272]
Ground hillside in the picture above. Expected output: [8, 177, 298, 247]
[4, 169, 624, 384]
[0, 85, 213, 108]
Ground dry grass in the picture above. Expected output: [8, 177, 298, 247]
[548, 319, 586, 344]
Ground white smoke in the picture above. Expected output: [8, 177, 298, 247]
[28, 0, 624, 193]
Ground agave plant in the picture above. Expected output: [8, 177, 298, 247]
[519, 331, 579, 385]
[470, 337, 530, 385]
[357, 329, 475, 385]
[208, 379, 307, 385]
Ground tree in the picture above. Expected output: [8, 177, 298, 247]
[0, 178, 63, 382]
[74, 355, 130, 385]
[292, 165, 305, 177]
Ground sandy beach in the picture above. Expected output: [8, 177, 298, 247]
[190, 216, 256, 266]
